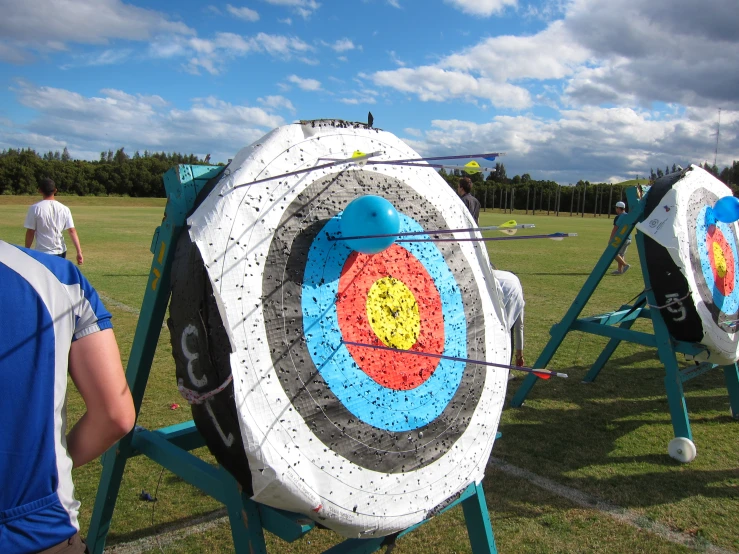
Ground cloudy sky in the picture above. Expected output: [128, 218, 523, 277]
[0, 0, 737, 184]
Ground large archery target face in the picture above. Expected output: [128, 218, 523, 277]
[187, 121, 509, 537]
[646, 166, 739, 365]
[690, 191, 739, 322]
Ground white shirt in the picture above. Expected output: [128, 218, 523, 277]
[494, 269, 525, 350]
[24, 200, 75, 255]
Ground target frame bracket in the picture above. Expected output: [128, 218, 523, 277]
[509, 185, 739, 461]
[85, 164, 499, 553]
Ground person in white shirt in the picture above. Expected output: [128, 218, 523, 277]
[494, 269, 525, 371]
[24, 178, 84, 265]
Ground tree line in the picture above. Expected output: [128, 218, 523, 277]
[0, 147, 216, 197]
[1, 149, 738, 215]
[439, 161, 739, 216]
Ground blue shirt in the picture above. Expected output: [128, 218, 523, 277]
[0, 242, 112, 554]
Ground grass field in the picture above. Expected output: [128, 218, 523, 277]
[1, 196, 737, 554]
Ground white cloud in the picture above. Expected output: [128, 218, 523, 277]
[443, 0, 516, 17]
[147, 31, 314, 74]
[226, 4, 260, 21]
[328, 38, 356, 52]
[339, 94, 377, 105]
[0, 0, 193, 62]
[261, 0, 321, 19]
[6, 81, 284, 163]
[389, 50, 405, 67]
[387, 0, 401, 8]
[373, 66, 531, 108]
[258, 95, 297, 113]
[287, 75, 322, 91]
[403, 106, 739, 184]
[59, 48, 133, 69]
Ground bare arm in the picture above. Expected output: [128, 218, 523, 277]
[67, 227, 83, 265]
[25, 229, 35, 248]
[66, 328, 135, 468]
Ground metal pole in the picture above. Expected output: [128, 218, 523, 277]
[581, 182, 587, 218]
[570, 185, 575, 216]
[608, 184, 614, 219]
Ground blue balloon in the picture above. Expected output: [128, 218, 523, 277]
[713, 195, 739, 223]
[340, 195, 400, 254]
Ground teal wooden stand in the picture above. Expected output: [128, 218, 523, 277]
[509, 186, 739, 462]
[86, 165, 498, 553]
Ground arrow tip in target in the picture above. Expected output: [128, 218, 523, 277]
[340, 195, 401, 254]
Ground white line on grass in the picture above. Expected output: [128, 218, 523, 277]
[98, 294, 167, 329]
[489, 457, 736, 554]
[104, 509, 228, 554]
[101, 459, 737, 554]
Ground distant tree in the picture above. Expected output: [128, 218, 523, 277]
[113, 147, 128, 165]
[494, 162, 507, 182]
[671, 163, 677, 173]
[656, 168, 664, 178]
[665, 165, 669, 175]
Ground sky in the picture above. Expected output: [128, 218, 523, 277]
[0, 0, 737, 185]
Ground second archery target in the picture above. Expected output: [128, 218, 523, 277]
[170, 120, 509, 538]
[640, 165, 739, 365]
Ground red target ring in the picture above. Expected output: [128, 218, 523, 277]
[706, 225, 735, 297]
[336, 243, 444, 390]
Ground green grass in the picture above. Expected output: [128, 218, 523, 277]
[1, 197, 737, 553]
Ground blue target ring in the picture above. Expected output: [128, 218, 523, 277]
[695, 205, 739, 314]
[302, 213, 467, 432]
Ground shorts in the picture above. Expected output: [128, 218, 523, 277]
[618, 239, 631, 257]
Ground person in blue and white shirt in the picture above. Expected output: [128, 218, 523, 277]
[0, 241, 135, 554]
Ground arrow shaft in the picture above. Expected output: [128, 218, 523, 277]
[370, 161, 497, 172]
[232, 151, 383, 190]
[398, 233, 577, 243]
[328, 223, 536, 242]
[342, 340, 567, 378]
[386, 152, 505, 163]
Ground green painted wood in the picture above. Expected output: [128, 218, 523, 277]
[87, 165, 223, 554]
[86, 164, 499, 553]
[510, 184, 738, 457]
[510, 189, 642, 407]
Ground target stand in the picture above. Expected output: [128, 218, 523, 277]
[510, 186, 739, 462]
[85, 164, 498, 553]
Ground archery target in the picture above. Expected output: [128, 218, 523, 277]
[180, 120, 509, 538]
[642, 165, 739, 365]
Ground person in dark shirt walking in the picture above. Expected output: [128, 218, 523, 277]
[457, 177, 481, 223]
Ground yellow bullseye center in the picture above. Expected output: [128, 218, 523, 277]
[713, 242, 728, 278]
[366, 277, 420, 350]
